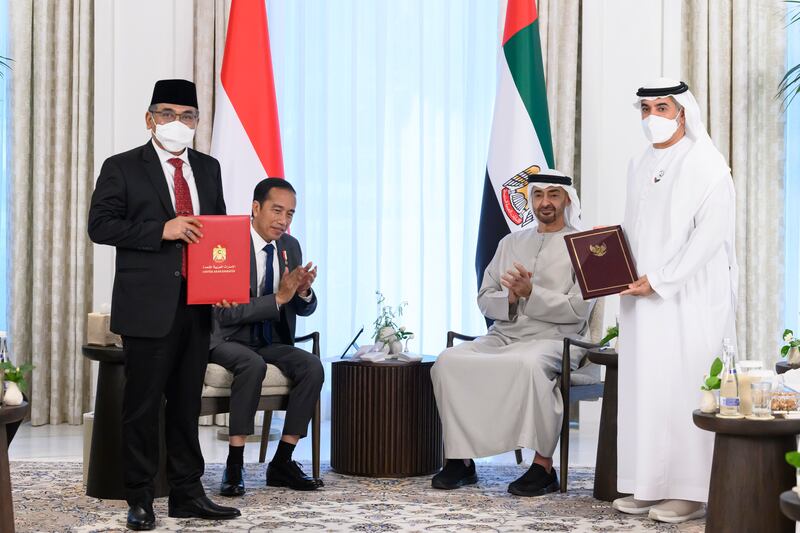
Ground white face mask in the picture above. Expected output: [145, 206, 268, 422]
[641, 113, 681, 144]
[151, 118, 196, 152]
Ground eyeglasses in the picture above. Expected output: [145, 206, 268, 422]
[150, 109, 199, 126]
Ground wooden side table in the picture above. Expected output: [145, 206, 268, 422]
[586, 348, 623, 502]
[82, 345, 168, 500]
[780, 490, 800, 522]
[693, 410, 800, 533]
[331, 357, 442, 477]
[1, 401, 28, 533]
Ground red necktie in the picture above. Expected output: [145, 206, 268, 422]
[167, 158, 194, 277]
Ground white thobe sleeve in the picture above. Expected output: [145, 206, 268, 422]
[477, 238, 513, 321]
[519, 280, 592, 324]
[647, 177, 734, 300]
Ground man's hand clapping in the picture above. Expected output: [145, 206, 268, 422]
[501, 262, 533, 303]
[296, 262, 317, 297]
[275, 263, 317, 305]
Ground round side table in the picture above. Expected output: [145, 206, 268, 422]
[780, 490, 800, 522]
[331, 357, 442, 477]
[776, 361, 793, 375]
[693, 410, 800, 533]
[586, 348, 623, 502]
[83, 345, 168, 500]
[1, 401, 28, 533]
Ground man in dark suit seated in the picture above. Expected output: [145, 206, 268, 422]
[211, 178, 323, 496]
[88, 79, 240, 530]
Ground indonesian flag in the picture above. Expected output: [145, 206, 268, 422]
[475, 0, 554, 287]
[211, 0, 284, 214]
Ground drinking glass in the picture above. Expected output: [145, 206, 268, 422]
[751, 381, 773, 418]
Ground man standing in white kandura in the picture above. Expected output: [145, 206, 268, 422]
[430, 169, 593, 497]
[613, 78, 738, 524]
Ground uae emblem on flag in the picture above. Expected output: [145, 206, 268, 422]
[211, 0, 285, 214]
[475, 0, 554, 288]
[501, 164, 541, 228]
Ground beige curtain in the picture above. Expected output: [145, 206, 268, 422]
[682, 0, 786, 366]
[10, 0, 94, 424]
[194, 0, 230, 427]
[193, 0, 230, 154]
[538, 0, 582, 187]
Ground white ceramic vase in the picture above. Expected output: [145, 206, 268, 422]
[377, 327, 403, 355]
[3, 381, 23, 406]
[789, 347, 800, 367]
[700, 390, 718, 414]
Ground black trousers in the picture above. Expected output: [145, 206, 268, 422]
[121, 291, 210, 507]
[209, 341, 323, 438]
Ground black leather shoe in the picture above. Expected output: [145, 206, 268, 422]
[168, 495, 241, 520]
[507, 463, 559, 497]
[220, 464, 246, 497]
[266, 460, 318, 491]
[126, 505, 155, 531]
[431, 459, 478, 490]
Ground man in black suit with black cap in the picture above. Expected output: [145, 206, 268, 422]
[88, 79, 240, 530]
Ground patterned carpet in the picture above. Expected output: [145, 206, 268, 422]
[10, 461, 705, 532]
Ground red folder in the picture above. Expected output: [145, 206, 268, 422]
[186, 215, 251, 305]
[564, 225, 639, 300]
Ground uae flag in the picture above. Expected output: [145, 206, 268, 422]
[475, 0, 554, 287]
[211, 0, 284, 214]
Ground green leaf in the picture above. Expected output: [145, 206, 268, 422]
[704, 376, 721, 391]
[599, 326, 619, 346]
[787, 451, 800, 469]
[782, 345, 791, 357]
[709, 357, 723, 377]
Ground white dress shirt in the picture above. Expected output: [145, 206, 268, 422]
[250, 224, 280, 296]
[151, 139, 200, 215]
[250, 224, 314, 305]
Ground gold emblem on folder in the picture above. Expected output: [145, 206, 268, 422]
[212, 245, 227, 263]
[589, 243, 607, 257]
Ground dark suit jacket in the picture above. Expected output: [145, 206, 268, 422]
[210, 232, 317, 350]
[88, 142, 227, 337]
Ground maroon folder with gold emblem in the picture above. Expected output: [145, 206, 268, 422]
[186, 215, 251, 305]
[564, 225, 639, 300]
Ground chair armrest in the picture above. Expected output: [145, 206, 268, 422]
[296, 332, 320, 358]
[564, 337, 603, 351]
[563, 336, 603, 374]
[561, 336, 602, 403]
[447, 331, 477, 348]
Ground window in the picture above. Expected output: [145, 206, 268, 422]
[785, 18, 800, 333]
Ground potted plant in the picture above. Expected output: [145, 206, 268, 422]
[781, 329, 800, 367]
[599, 325, 618, 348]
[0, 361, 33, 406]
[372, 292, 414, 354]
[700, 357, 724, 413]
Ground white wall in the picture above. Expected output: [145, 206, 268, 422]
[92, 0, 195, 310]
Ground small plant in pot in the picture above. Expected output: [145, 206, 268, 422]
[372, 292, 414, 354]
[599, 325, 618, 348]
[0, 361, 34, 406]
[700, 357, 723, 413]
[781, 329, 800, 367]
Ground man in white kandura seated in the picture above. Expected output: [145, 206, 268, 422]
[612, 78, 737, 524]
[431, 170, 593, 497]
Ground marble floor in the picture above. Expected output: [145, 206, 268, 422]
[8, 403, 601, 468]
